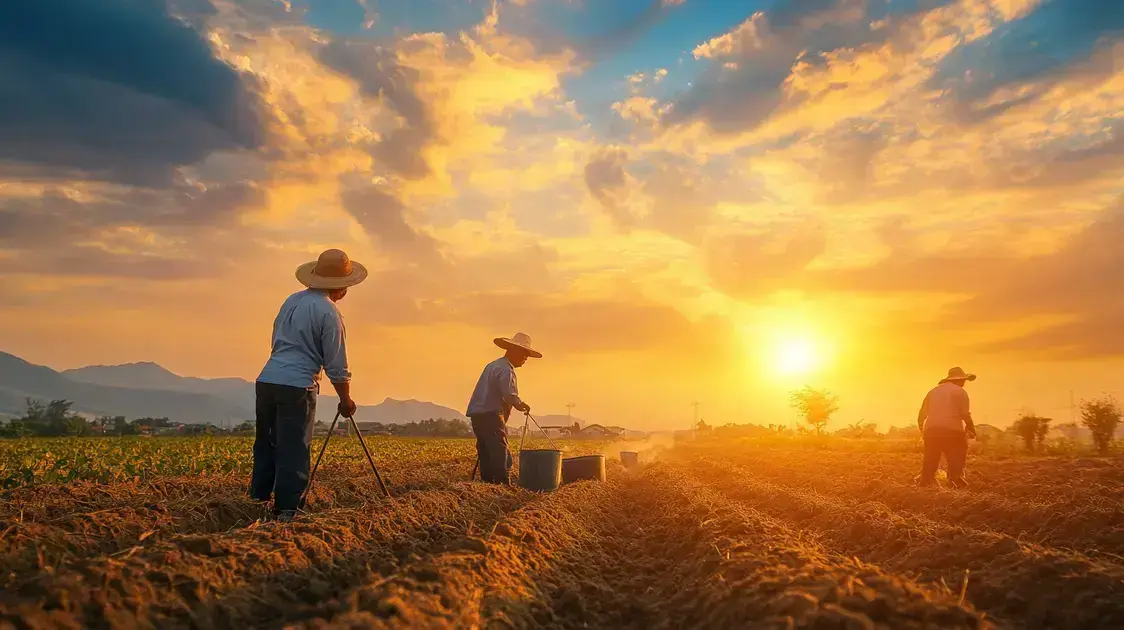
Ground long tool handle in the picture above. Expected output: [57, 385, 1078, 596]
[525, 412, 560, 450]
[348, 415, 391, 498]
[518, 413, 530, 452]
[301, 411, 341, 507]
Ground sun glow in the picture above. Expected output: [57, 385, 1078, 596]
[775, 336, 821, 376]
[739, 308, 837, 383]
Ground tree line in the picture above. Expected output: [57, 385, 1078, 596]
[784, 387, 1124, 453]
[0, 399, 191, 437]
[0, 398, 475, 439]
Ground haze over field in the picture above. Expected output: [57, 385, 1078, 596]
[2, 0, 1123, 431]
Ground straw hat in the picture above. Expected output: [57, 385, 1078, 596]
[494, 332, 542, 358]
[295, 249, 368, 290]
[940, 366, 976, 384]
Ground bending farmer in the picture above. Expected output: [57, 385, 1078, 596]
[466, 332, 541, 484]
[916, 366, 977, 488]
[251, 249, 366, 521]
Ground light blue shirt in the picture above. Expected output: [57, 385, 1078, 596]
[466, 357, 524, 419]
[257, 289, 350, 389]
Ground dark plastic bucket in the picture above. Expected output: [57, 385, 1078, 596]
[620, 451, 639, 469]
[561, 454, 606, 484]
[518, 449, 562, 492]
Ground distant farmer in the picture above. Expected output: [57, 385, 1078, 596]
[251, 248, 367, 520]
[916, 367, 977, 488]
[466, 332, 541, 485]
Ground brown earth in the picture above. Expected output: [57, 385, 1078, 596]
[4, 440, 1120, 628]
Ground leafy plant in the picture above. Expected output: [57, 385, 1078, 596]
[789, 387, 840, 435]
[1080, 396, 1122, 454]
[1013, 414, 1051, 452]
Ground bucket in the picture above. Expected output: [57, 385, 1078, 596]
[561, 454, 606, 484]
[518, 449, 562, 492]
[620, 451, 639, 469]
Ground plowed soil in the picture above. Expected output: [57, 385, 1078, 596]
[4, 438, 1121, 629]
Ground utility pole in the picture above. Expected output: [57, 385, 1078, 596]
[566, 403, 576, 421]
[691, 401, 701, 434]
[1070, 389, 1076, 424]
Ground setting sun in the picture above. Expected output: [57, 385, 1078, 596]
[775, 337, 821, 376]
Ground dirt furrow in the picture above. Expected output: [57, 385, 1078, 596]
[730, 459, 1124, 555]
[0, 482, 539, 629]
[689, 457, 1124, 629]
[299, 461, 986, 629]
[0, 457, 476, 584]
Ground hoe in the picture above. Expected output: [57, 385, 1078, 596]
[301, 411, 390, 507]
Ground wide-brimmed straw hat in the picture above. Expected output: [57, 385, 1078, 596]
[494, 332, 542, 359]
[940, 366, 976, 384]
[295, 249, 368, 290]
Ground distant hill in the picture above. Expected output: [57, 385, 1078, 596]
[42, 356, 466, 425]
[64, 362, 254, 408]
[0, 352, 252, 426]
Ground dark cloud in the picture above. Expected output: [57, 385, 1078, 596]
[584, 149, 633, 228]
[320, 39, 436, 180]
[0, 0, 269, 188]
[929, 0, 1124, 120]
[339, 186, 446, 266]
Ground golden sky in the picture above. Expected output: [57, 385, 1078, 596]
[2, 0, 1123, 430]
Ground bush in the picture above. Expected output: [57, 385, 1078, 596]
[789, 387, 839, 435]
[1080, 396, 1122, 453]
[1012, 414, 1051, 452]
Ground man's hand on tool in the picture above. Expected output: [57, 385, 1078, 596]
[331, 380, 358, 417]
[516, 401, 531, 414]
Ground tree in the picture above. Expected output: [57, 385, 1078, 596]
[1013, 414, 1051, 452]
[789, 387, 839, 435]
[696, 418, 712, 434]
[17, 399, 89, 437]
[1080, 396, 1122, 453]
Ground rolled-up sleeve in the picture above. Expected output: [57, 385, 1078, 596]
[497, 364, 523, 409]
[321, 309, 351, 383]
[956, 388, 971, 422]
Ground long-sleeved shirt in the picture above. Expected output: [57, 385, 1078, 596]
[918, 381, 973, 433]
[466, 357, 524, 419]
[257, 289, 350, 389]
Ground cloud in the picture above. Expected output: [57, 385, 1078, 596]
[665, 0, 953, 134]
[339, 185, 446, 266]
[930, 0, 1124, 119]
[319, 39, 435, 179]
[0, 178, 266, 280]
[583, 148, 634, 228]
[0, 0, 269, 187]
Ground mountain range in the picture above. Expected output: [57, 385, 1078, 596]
[0, 352, 472, 426]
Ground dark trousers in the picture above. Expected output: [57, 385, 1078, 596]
[920, 428, 968, 487]
[250, 381, 317, 510]
[470, 413, 512, 484]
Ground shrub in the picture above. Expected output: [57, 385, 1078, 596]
[1080, 396, 1122, 454]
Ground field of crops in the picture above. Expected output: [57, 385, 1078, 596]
[2, 435, 1123, 629]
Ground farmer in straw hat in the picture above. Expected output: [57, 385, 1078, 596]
[916, 367, 978, 488]
[466, 333, 541, 485]
[251, 249, 367, 520]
